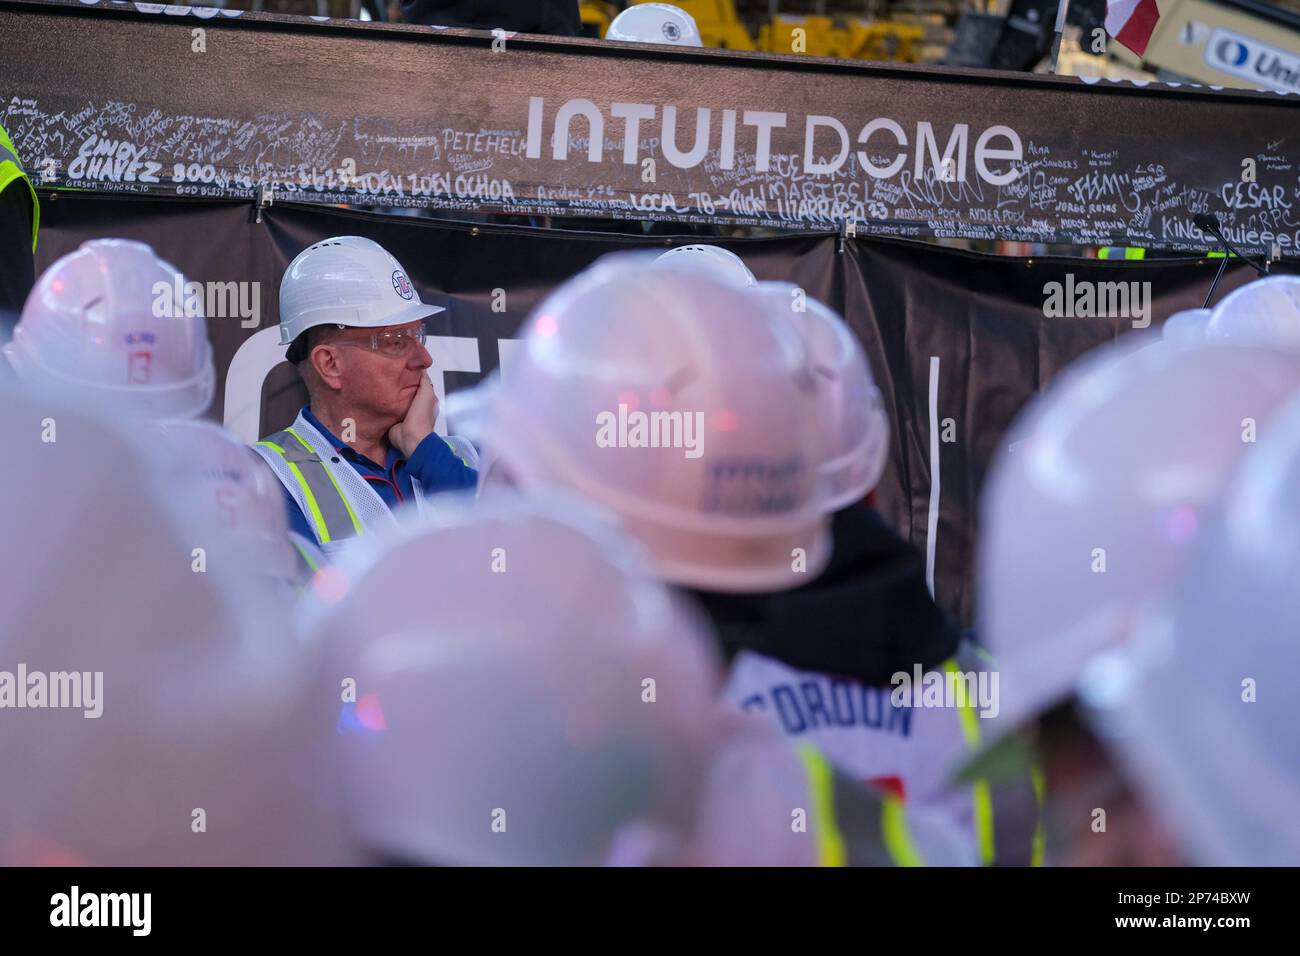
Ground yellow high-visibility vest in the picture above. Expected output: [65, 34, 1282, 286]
[0, 124, 39, 252]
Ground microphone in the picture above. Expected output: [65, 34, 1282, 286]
[1194, 213, 1270, 309]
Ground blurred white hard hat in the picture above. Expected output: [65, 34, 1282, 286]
[3, 239, 215, 420]
[1160, 308, 1210, 348]
[0, 384, 351, 865]
[1205, 275, 1300, 351]
[479, 252, 830, 593]
[312, 491, 722, 866]
[606, 3, 704, 46]
[753, 281, 889, 511]
[278, 235, 444, 348]
[153, 419, 303, 587]
[1085, 390, 1300, 865]
[655, 244, 756, 287]
[977, 336, 1300, 733]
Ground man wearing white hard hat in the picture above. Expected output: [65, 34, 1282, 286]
[254, 236, 477, 560]
[606, 3, 704, 47]
[972, 335, 1300, 864]
[3, 238, 215, 420]
[472, 254, 1021, 863]
[649, 258, 1036, 865]
[689, 280, 1042, 867]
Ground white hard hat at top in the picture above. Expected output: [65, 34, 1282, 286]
[606, 3, 705, 46]
[655, 244, 757, 286]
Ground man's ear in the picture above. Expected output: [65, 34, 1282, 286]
[309, 341, 346, 392]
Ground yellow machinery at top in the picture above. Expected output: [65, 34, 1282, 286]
[582, 1, 928, 62]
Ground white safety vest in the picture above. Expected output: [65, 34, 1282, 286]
[253, 410, 440, 558]
[721, 646, 1043, 865]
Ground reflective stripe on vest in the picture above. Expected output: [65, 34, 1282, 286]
[797, 744, 847, 866]
[288, 531, 323, 576]
[444, 433, 480, 470]
[0, 124, 39, 252]
[949, 658, 996, 864]
[797, 744, 923, 867]
[947, 655, 1045, 866]
[255, 431, 364, 546]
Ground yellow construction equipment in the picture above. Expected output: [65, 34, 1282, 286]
[579, 1, 617, 40]
[628, 0, 756, 50]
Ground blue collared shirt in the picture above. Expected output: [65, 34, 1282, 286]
[279, 406, 478, 543]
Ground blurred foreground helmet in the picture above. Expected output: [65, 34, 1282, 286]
[0, 385, 350, 864]
[655, 244, 756, 287]
[1205, 275, 1300, 351]
[1160, 308, 1209, 347]
[753, 282, 889, 511]
[154, 419, 312, 586]
[313, 492, 722, 866]
[606, 3, 703, 46]
[1086, 390, 1300, 865]
[3, 239, 215, 420]
[480, 253, 830, 592]
[977, 337, 1300, 731]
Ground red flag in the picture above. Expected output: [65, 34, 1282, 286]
[1105, 0, 1161, 57]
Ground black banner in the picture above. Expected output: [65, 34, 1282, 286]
[4, 0, 1300, 253]
[35, 191, 1286, 626]
[0, 866, 1281, 939]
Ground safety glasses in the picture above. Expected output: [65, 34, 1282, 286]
[334, 322, 428, 358]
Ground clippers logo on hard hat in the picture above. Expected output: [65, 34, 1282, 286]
[392, 270, 414, 301]
[124, 331, 156, 384]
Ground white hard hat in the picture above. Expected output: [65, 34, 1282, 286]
[314, 492, 722, 866]
[278, 235, 445, 348]
[655, 244, 756, 286]
[606, 3, 704, 46]
[1205, 275, 1300, 351]
[1085, 391, 1300, 865]
[480, 252, 831, 593]
[753, 282, 889, 511]
[0, 385, 352, 865]
[1160, 308, 1210, 347]
[977, 337, 1300, 732]
[3, 239, 215, 420]
[153, 419, 301, 587]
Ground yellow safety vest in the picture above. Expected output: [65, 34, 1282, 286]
[0, 124, 39, 252]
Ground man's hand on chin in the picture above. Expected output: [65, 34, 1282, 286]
[388, 375, 440, 458]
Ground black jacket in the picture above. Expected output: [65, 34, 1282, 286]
[0, 180, 36, 339]
[688, 503, 961, 686]
[400, 0, 581, 35]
